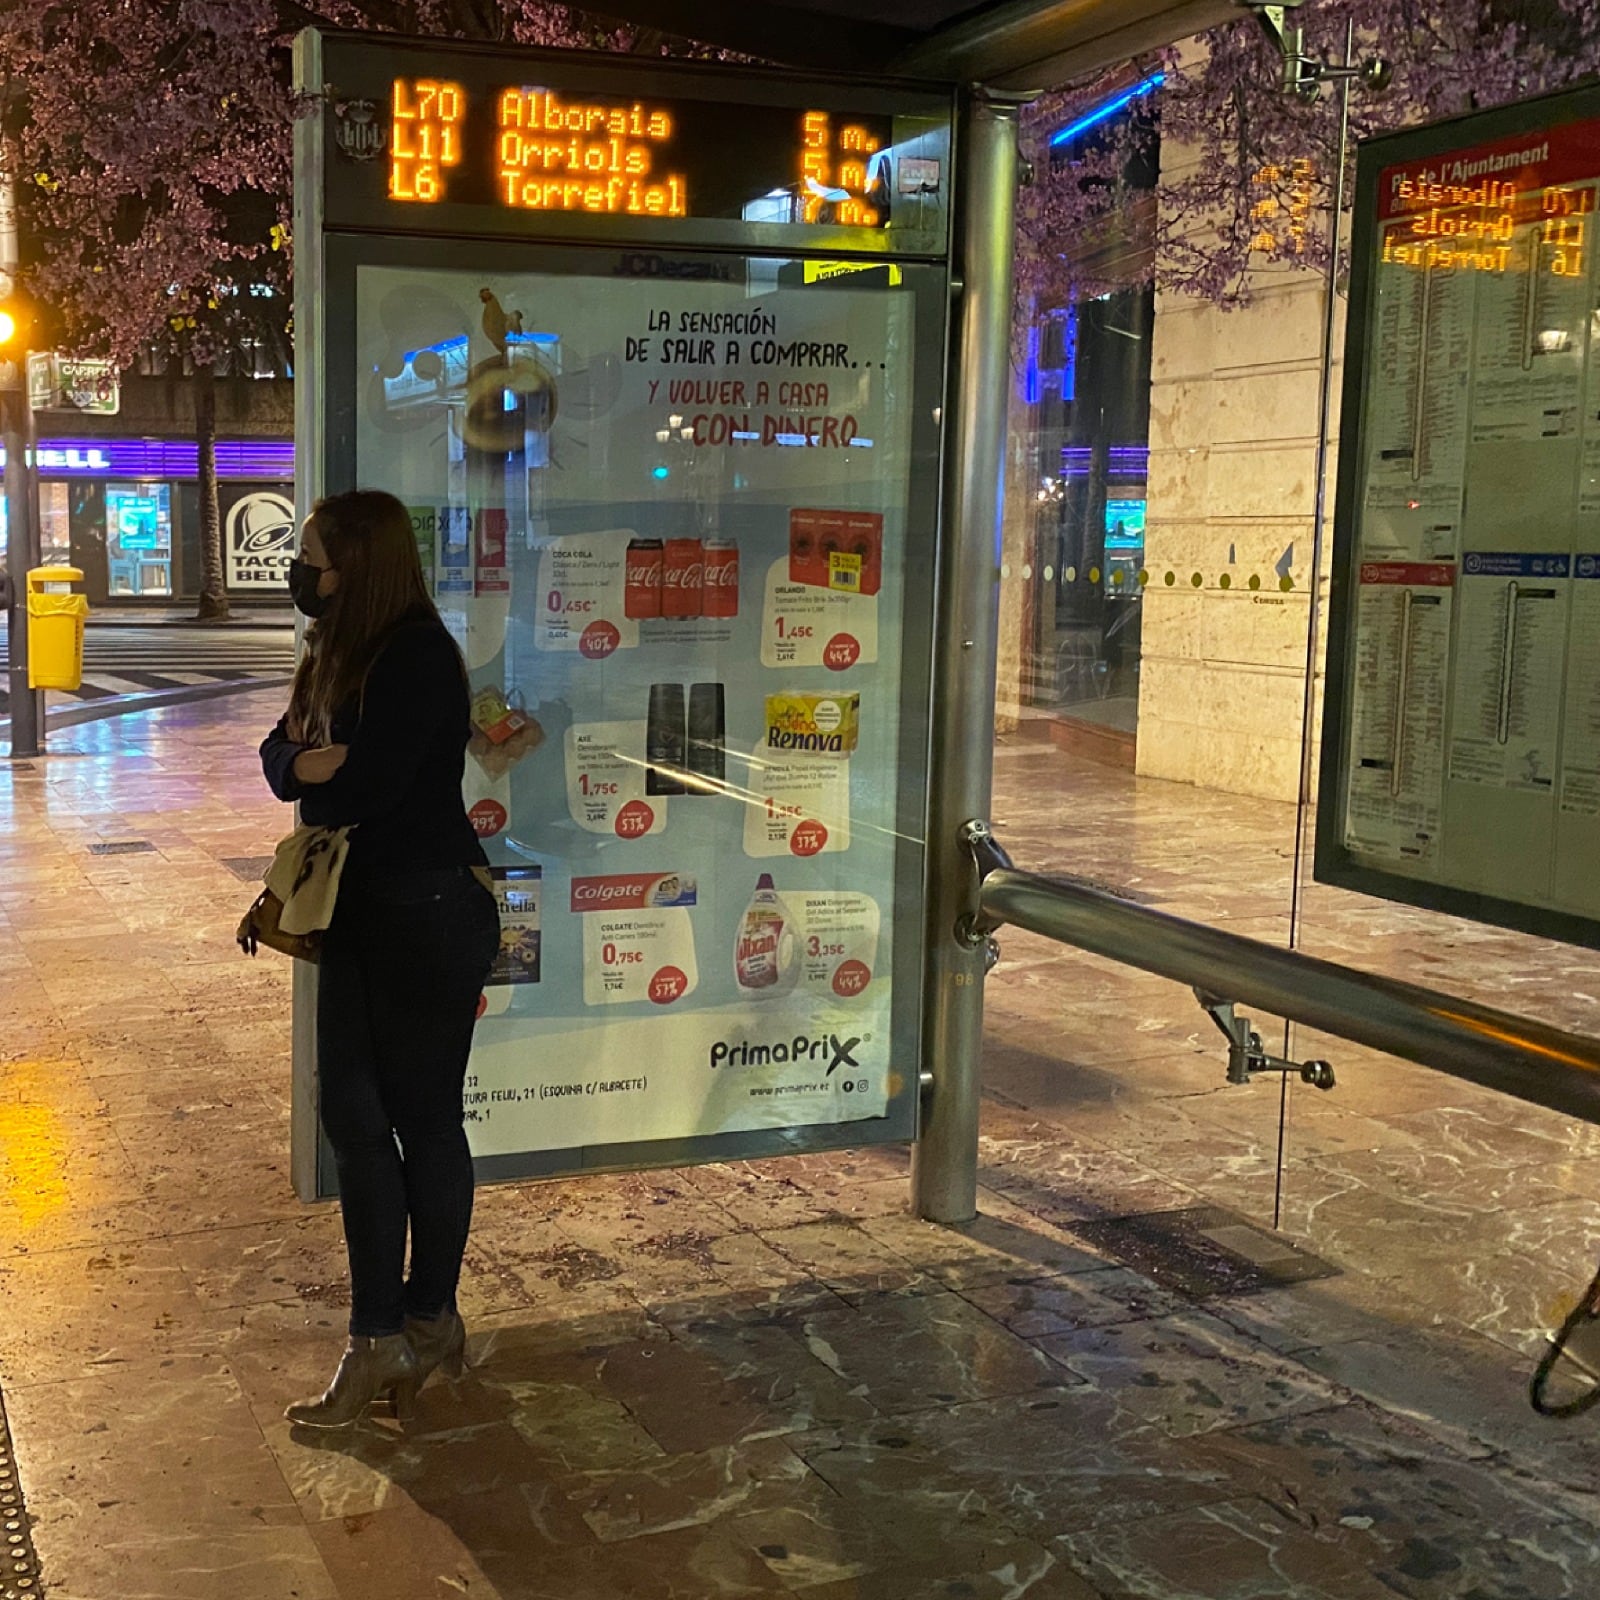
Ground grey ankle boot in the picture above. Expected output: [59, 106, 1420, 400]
[403, 1309, 468, 1392]
[285, 1333, 419, 1429]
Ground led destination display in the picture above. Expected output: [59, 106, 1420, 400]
[312, 30, 950, 250]
[386, 76, 896, 224]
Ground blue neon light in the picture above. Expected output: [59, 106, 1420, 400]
[1050, 72, 1165, 148]
[1060, 305, 1078, 402]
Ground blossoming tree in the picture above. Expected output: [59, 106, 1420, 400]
[0, 2, 641, 617]
[1019, 0, 1600, 312]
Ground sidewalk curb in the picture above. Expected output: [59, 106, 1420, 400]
[4, 612, 296, 632]
[82, 619, 298, 630]
[1, 675, 292, 748]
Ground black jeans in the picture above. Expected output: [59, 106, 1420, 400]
[316, 867, 499, 1338]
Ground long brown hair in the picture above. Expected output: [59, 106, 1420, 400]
[286, 490, 443, 743]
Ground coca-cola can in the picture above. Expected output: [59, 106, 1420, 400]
[662, 537, 704, 619]
[624, 537, 664, 619]
[702, 539, 739, 619]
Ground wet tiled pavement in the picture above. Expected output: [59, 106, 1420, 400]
[0, 695, 1598, 1598]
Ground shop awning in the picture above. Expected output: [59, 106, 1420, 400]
[584, 0, 1244, 89]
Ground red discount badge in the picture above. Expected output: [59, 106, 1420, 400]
[789, 819, 828, 857]
[614, 799, 655, 838]
[823, 632, 861, 671]
[649, 966, 689, 1005]
[579, 619, 621, 660]
[468, 798, 507, 838]
[832, 959, 871, 998]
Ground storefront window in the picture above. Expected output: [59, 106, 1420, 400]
[39, 482, 71, 567]
[1044, 286, 1152, 731]
[0, 487, 70, 573]
[105, 482, 172, 596]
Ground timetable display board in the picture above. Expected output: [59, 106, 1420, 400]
[1319, 84, 1600, 945]
[314, 31, 951, 255]
[295, 31, 954, 1191]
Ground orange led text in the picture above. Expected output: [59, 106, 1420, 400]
[1380, 183, 1592, 278]
[800, 111, 880, 226]
[497, 88, 686, 216]
[390, 78, 465, 203]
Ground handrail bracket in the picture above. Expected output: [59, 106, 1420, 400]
[956, 819, 1011, 965]
[1195, 990, 1336, 1092]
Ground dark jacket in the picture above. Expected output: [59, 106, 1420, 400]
[260, 616, 487, 881]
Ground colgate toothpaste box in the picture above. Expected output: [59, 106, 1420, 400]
[570, 872, 699, 913]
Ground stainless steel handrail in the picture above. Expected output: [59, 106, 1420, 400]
[974, 857, 1600, 1126]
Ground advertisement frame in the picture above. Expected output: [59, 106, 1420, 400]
[296, 18, 953, 1196]
[1317, 79, 1600, 950]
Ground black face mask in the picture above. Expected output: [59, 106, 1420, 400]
[288, 558, 335, 619]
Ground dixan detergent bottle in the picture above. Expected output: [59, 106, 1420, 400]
[734, 874, 797, 995]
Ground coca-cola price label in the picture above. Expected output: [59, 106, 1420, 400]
[760, 558, 878, 668]
[793, 892, 880, 999]
[742, 743, 850, 858]
[565, 721, 667, 837]
[580, 909, 699, 1007]
[535, 531, 640, 654]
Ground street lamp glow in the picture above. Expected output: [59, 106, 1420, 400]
[0, 310, 15, 344]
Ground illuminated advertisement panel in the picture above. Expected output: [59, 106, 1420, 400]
[299, 31, 953, 1183]
[1320, 86, 1600, 945]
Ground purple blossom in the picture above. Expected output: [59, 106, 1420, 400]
[1019, 0, 1600, 309]
[1, 3, 650, 364]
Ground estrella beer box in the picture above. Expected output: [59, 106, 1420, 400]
[764, 692, 860, 757]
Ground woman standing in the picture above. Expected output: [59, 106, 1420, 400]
[261, 489, 499, 1428]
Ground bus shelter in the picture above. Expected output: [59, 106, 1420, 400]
[290, 0, 1244, 1214]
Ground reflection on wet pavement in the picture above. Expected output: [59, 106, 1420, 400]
[0, 695, 1596, 1598]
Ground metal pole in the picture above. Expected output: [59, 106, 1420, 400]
[977, 866, 1600, 1127]
[1288, 18, 1354, 928]
[0, 154, 41, 759]
[912, 92, 1020, 1224]
[1277, 19, 1357, 1222]
[289, 26, 325, 1202]
[1, 382, 41, 757]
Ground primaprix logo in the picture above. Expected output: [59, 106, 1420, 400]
[709, 1032, 862, 1076]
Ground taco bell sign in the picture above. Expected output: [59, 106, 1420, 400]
[226, 490, 296, 588]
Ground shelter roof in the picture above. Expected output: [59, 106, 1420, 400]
[588, 0, 1244, 91]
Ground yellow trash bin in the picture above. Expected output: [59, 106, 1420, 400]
[26, 566, 90, 691]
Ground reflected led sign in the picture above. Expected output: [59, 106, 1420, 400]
[1377, 127, 1598, 278]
